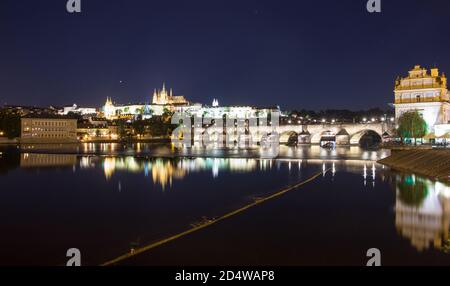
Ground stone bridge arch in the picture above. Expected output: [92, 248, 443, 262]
[349, 129, 382, 145]
[279, 131, 299, 144]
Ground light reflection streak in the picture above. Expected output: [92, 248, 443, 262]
[76, 156, 391, 190]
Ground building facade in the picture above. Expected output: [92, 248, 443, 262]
[101, 84, 278, 122]
[394, 65, 450, 135]
[103, 98, 158, 120]
[21, 117, 78, 143]
[60, 104, 97, 116]
[189, 105, 278, 120]
[102, 84, 189, 120]
[152, 83, 188, 105]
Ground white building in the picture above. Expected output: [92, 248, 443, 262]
[60, 104, 97, 116]
[103, 97, 159, 120]
[187, 99, 279, 120]
[394, 65, 450, 136]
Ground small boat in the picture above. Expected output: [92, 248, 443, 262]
[322, 142, 335, 149]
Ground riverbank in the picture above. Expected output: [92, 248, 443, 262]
[0, 138, 18, 145]
[378, 149, 450, 182]
[0, 137, 171, 145]
[80, 137, 171, 144]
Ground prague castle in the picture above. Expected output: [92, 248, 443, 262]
[394, 65, 450, 136]
[101, 83, 275, 121]
[103, 84, 191, 120]
[152, 83, 188, 105]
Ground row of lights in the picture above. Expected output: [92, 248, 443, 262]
[361, 117, 396, 123]
[285, 117, 396, 124]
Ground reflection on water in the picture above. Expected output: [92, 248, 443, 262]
[395, 174, 450, 252]
[19, 151, 387, 190]
[21, 153, 77, 168]
[2, 144, 450, 264]
[18, 143, 390, 161]
[16, 151, 450, 254]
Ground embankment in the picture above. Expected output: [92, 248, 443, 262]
[0, 138, 18, 144]
[378, 149, 450, 182]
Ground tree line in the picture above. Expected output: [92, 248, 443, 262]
[0, 110, 21, 139]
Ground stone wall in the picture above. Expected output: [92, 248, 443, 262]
[378, 149, 450, 182]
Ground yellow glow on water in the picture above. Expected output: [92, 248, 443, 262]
[395, 175, 450, 252]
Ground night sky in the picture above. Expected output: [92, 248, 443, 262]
[1, 0, 450, 110]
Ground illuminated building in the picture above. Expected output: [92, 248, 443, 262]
[76, 126, 111, 141]
[103, 97, 157, 120]
[101, 83, 277, 121]
[59, 104, 97, 116]
[20, 117, 78, 143]
[102, 84, 191, 120]
[152, 83, 188, 105]
[394, 65, 450, 135]
[188, 99, 279, 120]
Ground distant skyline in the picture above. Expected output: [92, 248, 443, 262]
[1, 0, 450, 110]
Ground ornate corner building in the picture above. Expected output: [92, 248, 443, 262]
[394, 65, 450, 136]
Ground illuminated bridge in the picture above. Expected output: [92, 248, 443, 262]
[190, 122, 395, 146]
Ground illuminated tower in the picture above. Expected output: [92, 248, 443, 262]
[103, 97, 116, 119]
[152, 83, 169, 104]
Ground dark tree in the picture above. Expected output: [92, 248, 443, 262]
[132, 120, 146, 136]
[0, 110, 21, 139]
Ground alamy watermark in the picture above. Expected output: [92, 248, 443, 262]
[367, 0, 382, 13]
[66, 248, 81, 266]
[66, 0, 81, 13]
[366, 248, 381, 266]
[62, 247, 380, 266]
[171, 111, 281, 159]
[65, 1, 380, 14]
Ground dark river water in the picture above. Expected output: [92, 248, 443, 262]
[0, 143, 449, 266]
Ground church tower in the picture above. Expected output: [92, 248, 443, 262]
[103, 97, 116, 119]
[151, 83, 188, 106]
